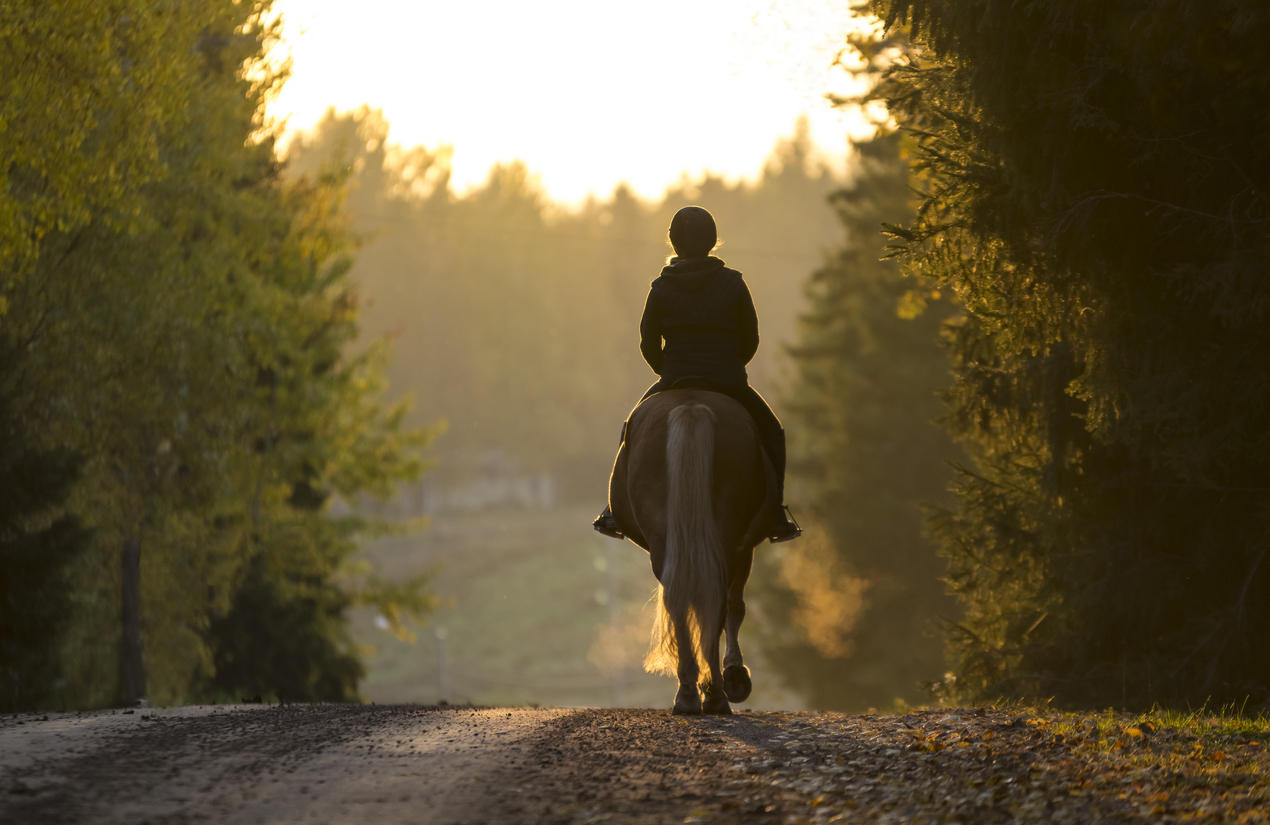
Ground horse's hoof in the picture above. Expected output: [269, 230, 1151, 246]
[723, 665, 752, 703]
[700, 680, 732, 715]
[673, 686, 702, 715]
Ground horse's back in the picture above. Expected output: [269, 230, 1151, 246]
[610, 389, 771, 554]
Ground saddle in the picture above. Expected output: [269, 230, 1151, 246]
[620, 376, 727, 445]
[667, 375, 725, 392]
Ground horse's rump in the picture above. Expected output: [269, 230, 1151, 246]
[609, 390, 777, 554]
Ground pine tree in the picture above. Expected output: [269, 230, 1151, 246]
[869, 0, 1270, 706]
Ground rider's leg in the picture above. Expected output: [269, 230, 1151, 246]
[592, 419, 631, 538]
[721, 385, 800, 542]
[721, 385, 783, 480]
[595, 381, 667, 538]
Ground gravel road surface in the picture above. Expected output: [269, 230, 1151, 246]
[2, 704, 568, 824]
[5, 703, 1259, 824]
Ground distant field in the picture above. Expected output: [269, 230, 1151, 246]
[350, 505, 804, 711]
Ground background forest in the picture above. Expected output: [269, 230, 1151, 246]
[286, 109, 844, 505]
[281, 106, 958, 711]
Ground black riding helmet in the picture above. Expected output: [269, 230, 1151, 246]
[668, 206, 717, 258]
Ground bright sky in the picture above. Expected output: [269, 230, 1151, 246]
[266, 0, 873, 204]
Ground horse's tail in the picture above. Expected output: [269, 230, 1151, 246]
[645, 402, 726, 678]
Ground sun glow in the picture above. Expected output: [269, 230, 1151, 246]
[266, 0, 875, 204]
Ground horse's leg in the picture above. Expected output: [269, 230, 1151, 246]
[672, 613, 702, 715]
[722, 545, 754, 703]
[701, 600, 731, 715]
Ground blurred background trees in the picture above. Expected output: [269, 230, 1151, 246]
[751, 131, 959, 711]
[285, 108, 843, 506]
[277, 104, 973, 712]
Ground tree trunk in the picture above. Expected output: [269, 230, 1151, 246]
[120, 535, 145, 704]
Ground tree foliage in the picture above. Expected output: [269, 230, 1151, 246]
[0, 1, 215, 305]
[869, 0, 1270, 706]
[1, 1, 431, 709]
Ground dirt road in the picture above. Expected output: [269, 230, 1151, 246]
[3, 703, 1266, 824]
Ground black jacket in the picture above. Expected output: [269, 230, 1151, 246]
[639, 256, 759, 386]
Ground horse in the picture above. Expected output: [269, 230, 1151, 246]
[608, 388, 779, 715]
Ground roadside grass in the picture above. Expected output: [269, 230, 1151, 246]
[965, 701, 1270, 819]
[996, 698, 1270, 753]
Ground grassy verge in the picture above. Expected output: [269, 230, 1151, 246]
[995, 703, 1270, 820]
[720, 704, 1270, 823]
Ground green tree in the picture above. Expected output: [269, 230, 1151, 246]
[207, 553, 363, 703]
[2, 0, 431, 708]
[0, 1, 211, 303]
[869, 0, 1270, 706]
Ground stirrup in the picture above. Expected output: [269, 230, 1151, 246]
[593, 509, 624, 540]
[768, 505, 802, 543]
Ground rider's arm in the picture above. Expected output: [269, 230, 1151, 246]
[737, 279, 760, 364]
[639, 287, 664, 374]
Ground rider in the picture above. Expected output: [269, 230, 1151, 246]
[593, 205, 802, 543]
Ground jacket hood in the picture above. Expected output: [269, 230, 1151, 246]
[658, 255, 727, 292]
